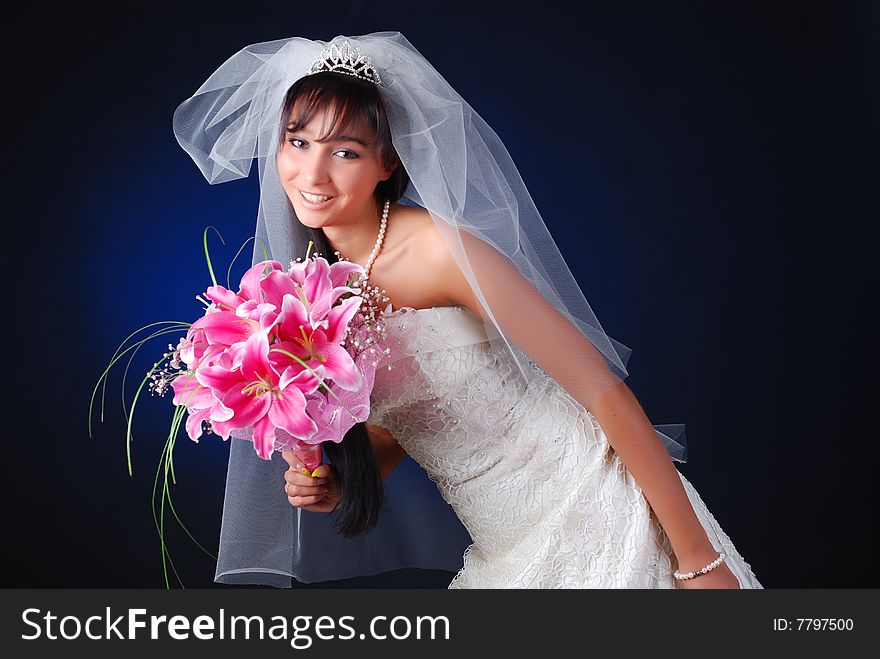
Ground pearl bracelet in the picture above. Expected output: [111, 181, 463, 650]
[673, 551, 727, 581]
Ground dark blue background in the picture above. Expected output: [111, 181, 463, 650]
[9, 1, 877, 588]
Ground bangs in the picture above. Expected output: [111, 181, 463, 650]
[283, 80, 378, 147]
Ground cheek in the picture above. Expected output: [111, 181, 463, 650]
[336, 167, 373, 191]
[276, 149, 296, 179]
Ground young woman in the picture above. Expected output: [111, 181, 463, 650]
[173, 32, 762, 589]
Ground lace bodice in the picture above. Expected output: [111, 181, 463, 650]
[366, 305, 613, 557]
[368, 305, 538, 491]
[366, 305, 763, 588]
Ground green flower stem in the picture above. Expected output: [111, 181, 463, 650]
[163, 415, 217, 560]
[151, 352, 224, 582]
[89, 321, 190, 438]
[152, 402, 218, 589]
[153, 405, 187, 588]
[119, 325, 194, 424]
[126, 362, 163, 477]
[226, 237, 255, 290]
[120, 327, 208, 477]
[202, 226, 225, 288]
[122, 334, 222, 478]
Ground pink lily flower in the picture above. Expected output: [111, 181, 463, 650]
[191, 310, 255, 346]
[271, 293, 364, 391]
[204, 284, 246, 314]
[196, 330, 322, 459]
[260, 269, 300, 309]
[235, 301, 279, 329]
[204, 260, 282, 312]
[289, 255, 363, 289]
[239, 259, 283, 302]
[204, 260, 287, 330]
[190, 301, 279, 349]
[171, 371, 234, 441]
[175, 327, 210, 370]
[284, 257, 364, 331]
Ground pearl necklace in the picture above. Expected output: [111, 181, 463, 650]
[334, 198, 390, 286]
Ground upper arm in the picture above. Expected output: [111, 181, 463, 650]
[365, 423, 407, 480]
[428, 226, 624, 411]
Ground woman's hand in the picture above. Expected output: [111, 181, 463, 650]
[281, 449, 340, 514]
[675, 560, 741, 589]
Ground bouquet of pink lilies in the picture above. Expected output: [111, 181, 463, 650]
[90, 233, 390, 586]
[162, 251, 387, 469]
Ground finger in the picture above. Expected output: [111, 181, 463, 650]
[310, 465, 332, 479]
[285, 482, 327, 495]
[284, 462, 313, 478]
[288, 493, 327, 507]
[285, 470, 323, 486]
[308, 475, 328, 486]
[281, 453, 312, 475]
[284, 483, 330, 494]
[291, 461, 311, 476]
[280, 450, 297, 468]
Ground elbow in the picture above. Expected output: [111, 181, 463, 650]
[588, 380, 638, 420]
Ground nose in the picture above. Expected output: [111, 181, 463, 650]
[301, 151, 331, 186]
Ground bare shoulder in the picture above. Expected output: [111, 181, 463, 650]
[404, 208, 482, 311]
[373, 204, 481, 311]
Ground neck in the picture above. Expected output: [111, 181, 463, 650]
[323, 196, 384, 265]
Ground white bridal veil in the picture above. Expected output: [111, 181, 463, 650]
[172, 31, 687, 586]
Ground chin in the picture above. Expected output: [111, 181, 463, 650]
[293, 212, 324, 229]
[288, 197, 318, 221]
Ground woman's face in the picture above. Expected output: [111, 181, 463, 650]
[277, 104, 395, 229]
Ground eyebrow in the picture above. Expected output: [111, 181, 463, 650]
[285, 126, 371, 147]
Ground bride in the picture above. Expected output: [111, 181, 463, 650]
[173, 32, 762, 589]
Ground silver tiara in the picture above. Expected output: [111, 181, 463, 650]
[307, 40, 382, 86]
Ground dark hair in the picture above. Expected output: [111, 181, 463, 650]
[309, 228, 384, 538]
[277, 72, 408, 537]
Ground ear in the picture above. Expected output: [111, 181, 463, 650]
[381, 161, 398, 181]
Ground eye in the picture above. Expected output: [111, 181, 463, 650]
[286, 137, 359, 160]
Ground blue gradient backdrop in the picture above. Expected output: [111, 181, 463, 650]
[9, 1, 877, 588]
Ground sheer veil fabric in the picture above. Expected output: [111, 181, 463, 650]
[172, 31, 687, 585]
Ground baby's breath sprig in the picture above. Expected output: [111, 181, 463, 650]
[148, 342, 186, 398]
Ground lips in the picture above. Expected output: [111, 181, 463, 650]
[297, 189, 337, 209]
[299, 190, 335, 203]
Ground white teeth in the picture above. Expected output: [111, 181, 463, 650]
[301, 191, 333, 203]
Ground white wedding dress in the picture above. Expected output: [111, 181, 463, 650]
[365, 304, 763, 589]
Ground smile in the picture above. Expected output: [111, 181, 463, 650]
[298, 190, 337, 209]
[300, 190, 334, 202]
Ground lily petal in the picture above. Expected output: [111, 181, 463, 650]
[221, 384, 272, 429]
[312, 340, 363, 391]
[195, 364, 243, 395]
[268, 386, 318, 440]
[192, 310, 255, 346]
[324, 294, 363, 343]
[252, 415, 277, 460]
[261, 269, 299, 308]
[239, 260, 282, 302]
[205, 285, 244, 312]
[240, 331, 277, 383]
[184, 407, 212, 442]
